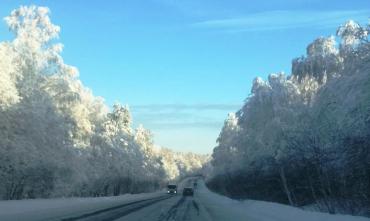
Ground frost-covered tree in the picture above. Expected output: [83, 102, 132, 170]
[211, 113, 241, 175]
[337, 20, 368, 52]
[0, 43, 19, 108]
[159, 148, 180, 180]
[0, 5, 206, 200]
[292, 36, 342, 84]
[209, 19, 370, 214]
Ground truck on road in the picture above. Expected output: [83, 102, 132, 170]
[167, 184, 178, 194]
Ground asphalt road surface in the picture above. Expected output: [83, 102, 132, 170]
[61, 178, 213, 221]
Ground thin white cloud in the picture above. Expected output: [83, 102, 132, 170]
[130, 103, 239, 129]
[131, 103, 241, 111]
[192, 10, 370, 32]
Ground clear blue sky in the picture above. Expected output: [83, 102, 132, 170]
[0, 0, 369, 154]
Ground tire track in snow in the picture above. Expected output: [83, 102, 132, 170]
[157, 196, 186, 221]
[61, 195, 172, 221]
[192, 200, 200, 216]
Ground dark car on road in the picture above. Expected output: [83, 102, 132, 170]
[167, 184, 178, 194]
[182, 187, 194, 196]
[193, 181, 197, 188]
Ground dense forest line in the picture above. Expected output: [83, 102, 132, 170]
[207, 20, 370, 216]
[0, 6, 206, 200]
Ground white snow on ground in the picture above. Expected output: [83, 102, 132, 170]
[0, 178, 369, 221]
[0, 191, 165, 221]
[196, 180, 370, 221]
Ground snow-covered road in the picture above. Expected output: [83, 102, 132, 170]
[120, 178, 370, 221]
[0, 177, 369, 221]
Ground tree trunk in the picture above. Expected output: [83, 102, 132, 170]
[280, 166, 294, 206]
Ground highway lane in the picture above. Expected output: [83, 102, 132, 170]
[119, 186, 212, 221]
[115, 177, 212, 221]
[60, 177, 212, 221]
[60, 195, 173, 221]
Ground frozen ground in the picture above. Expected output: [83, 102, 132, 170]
[0, 191, 164, 221]
[0, 178, 369, 221]
[196, 180, 370, 221]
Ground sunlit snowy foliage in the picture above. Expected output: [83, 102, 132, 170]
[208, 19, 370, 215]
[0, 6, 205, 200]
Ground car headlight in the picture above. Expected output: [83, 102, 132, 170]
[174, 191, 177, 193]
[167, 190, 170, 193]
